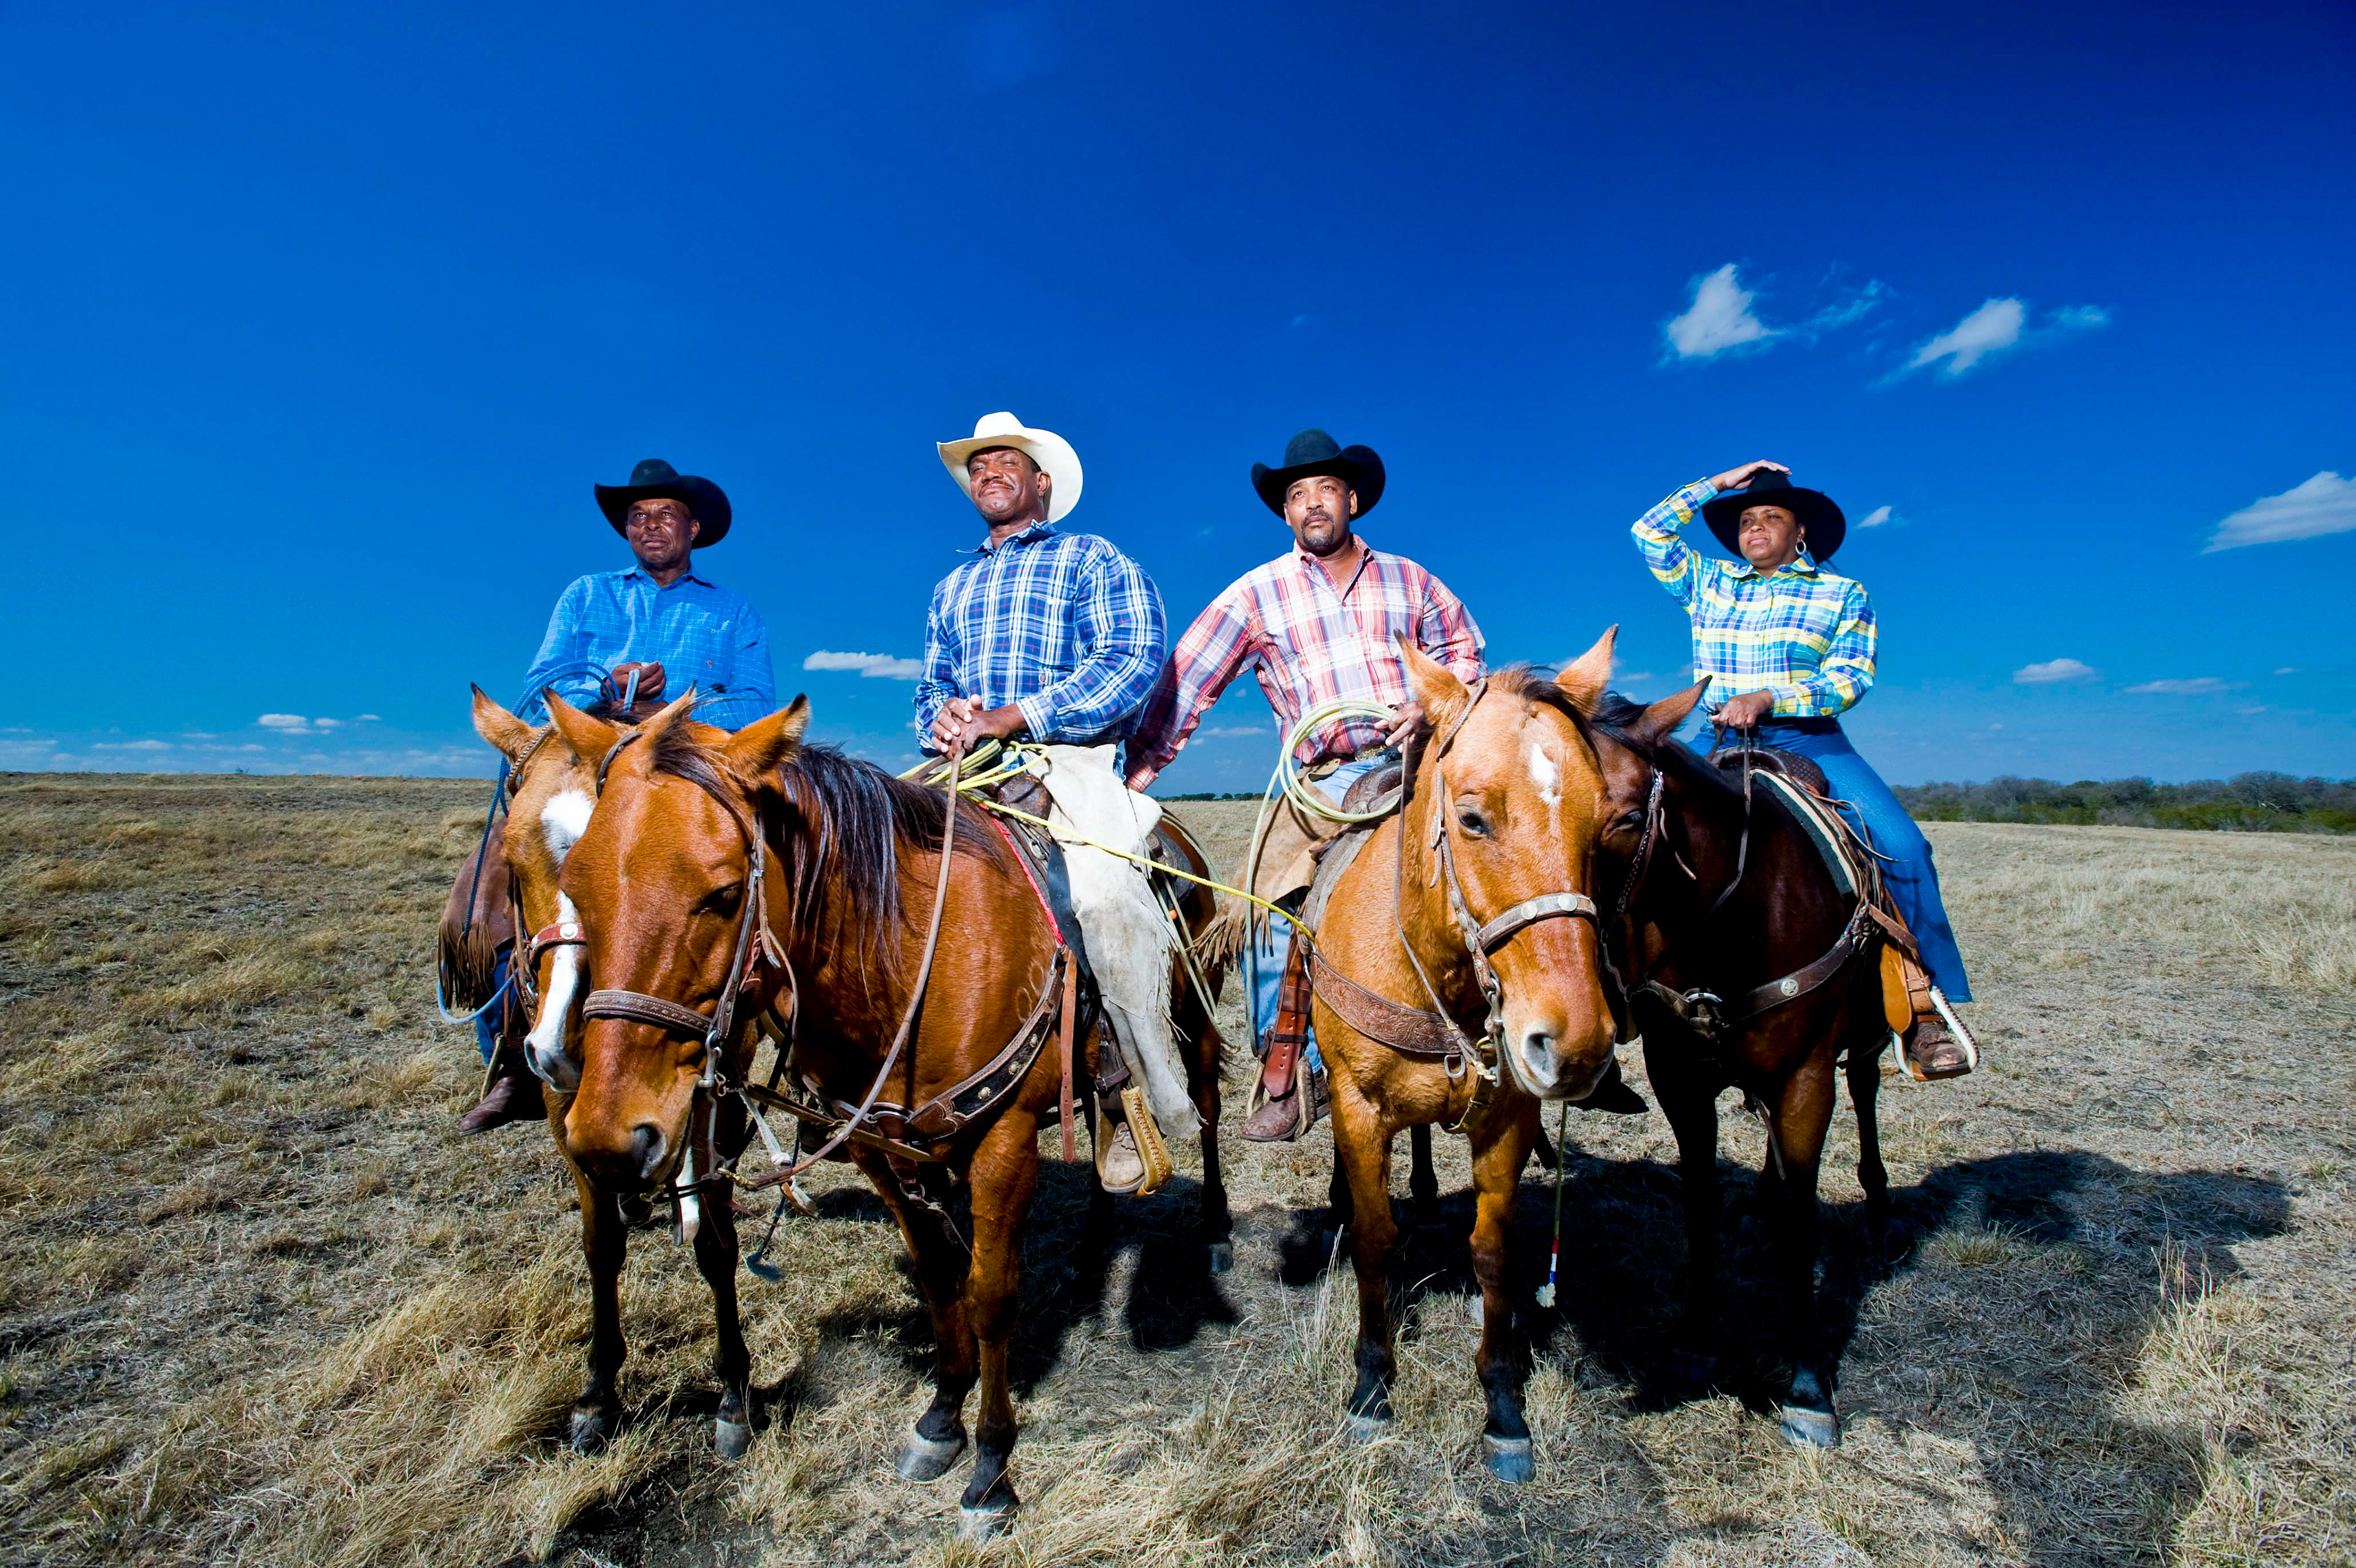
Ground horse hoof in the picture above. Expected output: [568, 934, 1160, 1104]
[715, 1417, 752, 1461]
[1777, 1403, 1841, 1448]
[896, 1429, 968, 1481]
[1482, 1434, 1535, 1485]
[1206, 1240, 1234, 1274]
[1344, 1412, 1389, 1443]
[568, 1409, 612, 1454]
[957, 1503, 1016, 1542]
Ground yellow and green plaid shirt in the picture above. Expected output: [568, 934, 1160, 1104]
[1632, 481, 1877, 719]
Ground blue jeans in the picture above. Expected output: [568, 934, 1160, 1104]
[473, 950, 512, 1065]
[1719, 718, 1972, 1002]
[1248, 755, 1390, 1072]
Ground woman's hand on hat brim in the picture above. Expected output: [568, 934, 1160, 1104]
[1707, 459, 1789, 493]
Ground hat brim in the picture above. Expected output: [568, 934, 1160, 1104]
[938, 427, 1084, 525]
[595, 476, 733, 546]
[1700, 485, 1844, 563]
[1251, 446, 1386, 517]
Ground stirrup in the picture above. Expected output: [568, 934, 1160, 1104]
[1904, 988, 1979, 1081]
[1120, 1085, 1174, 1195]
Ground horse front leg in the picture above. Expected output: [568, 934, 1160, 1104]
[1649, 1039, 1722, 1391]
[1846, 1033, 1895, 1247]
[1770, 1054, 1840, 1448]
[1467, 1101, 1539, 1482]
[691, 1124, 753, 1459]
[1188, 1013, 1233, 1274]
[570, 1171, 628, 1451]
[1330, 1082, 1400, 1437]
[853, 1149, 978, 1484]
[953, 1115, 1043, 1540]
[1407, 1122, 1441, 1235]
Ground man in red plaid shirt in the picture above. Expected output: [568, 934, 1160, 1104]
[1126, 429, 1486, 1139]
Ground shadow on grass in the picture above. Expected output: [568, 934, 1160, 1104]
[1276, 1136, 2285, 1568]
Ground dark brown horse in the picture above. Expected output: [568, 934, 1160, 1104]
[1307, 634, 1623, 1481]
[1577, 679, 1894, 1447]
[542, 691, 1225, 1537]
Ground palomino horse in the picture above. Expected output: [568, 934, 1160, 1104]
[1577, 680, 1894, 1447]
[542, 691, 1225, 1536]
[1307, 633, 1623, 1482]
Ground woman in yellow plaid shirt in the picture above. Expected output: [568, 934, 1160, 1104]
[1632, 459, 1974, 1078]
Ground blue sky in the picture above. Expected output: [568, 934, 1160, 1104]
[5, 0, 2351, 790]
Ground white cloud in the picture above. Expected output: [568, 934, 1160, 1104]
[1201, 725, 1270, 738]
[1907, 298, 2026, 377]
[2014, 657, 2100, 685]
[1664, 264, 1778, 359]
[1857, 505, 1896, 529]
[355, 713, 381, 723]
[256, 713, 312, 731]
[801, 650, 925, 681]
[2125, 677, 2243, 695]
[2050, 305, 2109, 331]
[2203, 472, 2356, 553]
[2274, 667, 2298, 675]
[2239, 705, 2269, 715]
[314, 717, 342, 729]
[91, 739, 172, 751]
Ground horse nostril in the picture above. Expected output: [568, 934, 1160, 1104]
[629, 1124, 665, 1180]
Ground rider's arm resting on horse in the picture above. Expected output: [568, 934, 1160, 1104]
[1778, 580, 1877, 718]
[1414, 571, 1487, 683]
[1630, 481, 1720, 605]
[519, 575, 602, 718]
[914, 581, 960, 748]
[1011, 550, 1166, 744]
[1124, 591, 1260, 788]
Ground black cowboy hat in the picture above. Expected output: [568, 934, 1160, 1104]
[1700, 469, 1845, 563]
[1251, 428, 1387, 517]
[593, 458, 733, 546]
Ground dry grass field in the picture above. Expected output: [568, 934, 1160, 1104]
[2, 772, 2352, 1566]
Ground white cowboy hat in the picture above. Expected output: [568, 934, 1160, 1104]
[937, 411, 1084, 525]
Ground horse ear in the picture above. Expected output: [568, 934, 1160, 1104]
[545, 691, 620, 765]
[1634, 679, 1710, 747]
[1555, 625, 1617, 712]
[469, 685, 537, 763]
[637, 688, 703, 746]
[1395, 634, 1469, 729]
[724, 696, 812, 780]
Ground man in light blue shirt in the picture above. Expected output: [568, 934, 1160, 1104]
[458, 458, 777, 1135]
[517, 458, 777, 729]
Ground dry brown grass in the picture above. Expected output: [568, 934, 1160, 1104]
[1, 778, 2351, 1566]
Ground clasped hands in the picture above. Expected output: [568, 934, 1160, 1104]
[928, 696, 1030, 757]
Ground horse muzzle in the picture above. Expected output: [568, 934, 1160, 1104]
[1501, 1009, 1617, 1102]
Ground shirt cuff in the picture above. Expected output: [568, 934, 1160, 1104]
[1014, 693, 1055, 743]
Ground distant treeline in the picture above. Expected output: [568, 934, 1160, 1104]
[1893, 772, 2356, 834]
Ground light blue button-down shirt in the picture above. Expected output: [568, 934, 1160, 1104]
[519, 566, 777, 731]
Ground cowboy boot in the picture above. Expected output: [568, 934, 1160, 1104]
[1243, 936, 1316, 1142]
[458, 1034, 545, 1134]
[1092, 1051, 1150, 1194]
[1903, 988, 1977, 1080]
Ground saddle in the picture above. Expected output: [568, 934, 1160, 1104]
[1707, 746, 1933, 1037]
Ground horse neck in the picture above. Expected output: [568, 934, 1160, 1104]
[1644, 747, 1844, 951]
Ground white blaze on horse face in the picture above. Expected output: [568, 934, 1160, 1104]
[526, 891, 587, 1088]
[1526, 739, 1562, 808]
[542, 787, 593, 862]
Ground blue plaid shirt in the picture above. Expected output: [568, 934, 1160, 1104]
[520, 566, 777, 731]
[917, 522, 1166, 749]
[1632, 481, 1877, 718]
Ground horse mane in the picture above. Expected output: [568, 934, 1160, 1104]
[641, 724, 1004, 985]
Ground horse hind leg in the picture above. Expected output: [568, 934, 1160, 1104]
[1769, 1058, 1841, 1449]
[1407, 1123, 1441, 1236]
[1330, 1093, 1399, 1437]
[954, 1119, 1044, 1540]
[1182, 971, 1233, 1273]
[1846, 1035, 1897, 1249]
[854, 1151, 979, 1483]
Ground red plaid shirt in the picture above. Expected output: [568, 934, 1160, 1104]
[1126, 541, 1484, 786]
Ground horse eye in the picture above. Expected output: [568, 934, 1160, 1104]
[1457, 809, 1488, 837]
[705, 882, 745, 913]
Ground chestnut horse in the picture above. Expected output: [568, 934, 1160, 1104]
[542, 691, 1225, 1537]
[1577, 679, 1895, 1448]
[1307, 634, 1623, 1482]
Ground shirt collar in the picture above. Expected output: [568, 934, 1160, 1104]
[622, 564, 712, 589]
[967, 520, 1057, 556]
[1729, 549, 1819, 582]
[1293, 536, 1379, 594]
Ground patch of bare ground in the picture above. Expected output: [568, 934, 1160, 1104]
[0, 779, 2349, 1565]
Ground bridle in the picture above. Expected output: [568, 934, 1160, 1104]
[1390, 678, 1606, 1115]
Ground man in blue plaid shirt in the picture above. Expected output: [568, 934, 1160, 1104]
[918, 412, 1185, 1195]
